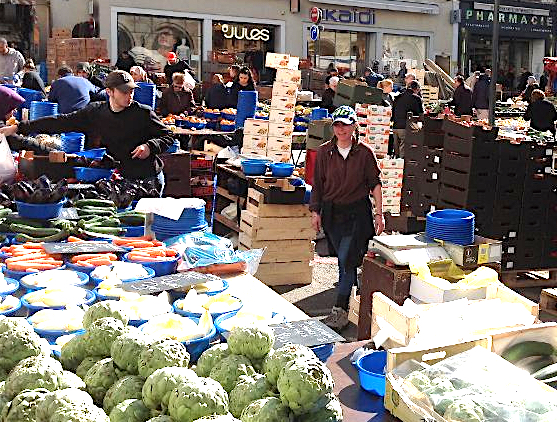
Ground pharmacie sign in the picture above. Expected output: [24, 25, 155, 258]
[220, 23, 270, 42]
[463, 2, 553, 34]
[320, 8, 375, 25]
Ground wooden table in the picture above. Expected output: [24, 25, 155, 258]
[327, 341, 399, 421]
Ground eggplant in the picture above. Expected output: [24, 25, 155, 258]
[12, 184, 31, 202]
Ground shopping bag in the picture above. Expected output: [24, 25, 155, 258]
[0, 135, 16, 184]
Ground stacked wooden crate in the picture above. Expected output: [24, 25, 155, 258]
[239, 188, 313, 286]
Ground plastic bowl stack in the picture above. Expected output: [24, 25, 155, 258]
[29, 101, 58, 121]
[74, 148, 106, 159]
[17, 87, 43, 110]
[425, 209, 475, 246]
[74, 167, 114, 182]
[241, 159, 268, 176]
[60, 132, 85, 153]
[356, 350, 387, 396]
[133, 82, 156, 110]
[16, 198, 66, 220]
[151, 199, 208, 241]
[235, 90, 258, 129]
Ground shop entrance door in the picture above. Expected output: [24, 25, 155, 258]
[308, 30, 367, 77]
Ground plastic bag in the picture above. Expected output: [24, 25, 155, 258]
[0, 135, 16, 184]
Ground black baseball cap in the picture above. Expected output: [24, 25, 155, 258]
[104, 70, 138, 92]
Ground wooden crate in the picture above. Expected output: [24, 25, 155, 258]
[240, 217, 313, 241]
[255, 261, 312, 286]
[246, 189, 310, 218]
[540, 288, 557, 317]
[239, 236, 313, 263]
[502, 269, 557, 288]
[348, 287, 360, 326]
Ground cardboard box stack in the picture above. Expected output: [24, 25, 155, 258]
[241, 53, 301, 163]
[46, 29, 108, 82]
[355, 103, 392, 158]
[379, 158, 404, 215]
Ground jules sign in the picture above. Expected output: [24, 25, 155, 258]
[221, 24, 271, 42]
[320, 8, 375, 25]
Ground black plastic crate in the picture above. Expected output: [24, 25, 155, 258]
[441, 167, 497, 191]
[438, 183, 494, 208]
[405, 144, 426, 163]
[442, 151, 494, 174]
[424, 132, 444, 148]
[424, 148, 443, 166]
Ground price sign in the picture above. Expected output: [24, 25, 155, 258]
[310, 25, 320, 42]
[270, 319, 345, 348]
[121, 272, 223, 295]
[42, 241, 126, 255]
[310, 6, 322, 24]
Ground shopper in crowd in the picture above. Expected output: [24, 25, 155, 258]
[448, 75, 473, 116]
[228, 66, 256, 108]
[325, 67, 339, 88]
[0, 70, 173, 194]
[392, 80, 423, 158]
[130, 66, 153, 84]
[517, 68, 533, 92]
[76, 62, 105, 90]
[204, 74, 228, 110]
[309, 105, 384, 330]
[48, 65, 101, 114]
[540, 70, 549, 92]
[363, 66, 383, 88]
[524, 89, 557, 136]
[0, 85, 24, 123]
[0, 38, 24, 83]
[471, 69, 491, 120]
[466, 71, 480, 91]
[115, 51, 136, 72]
[378, 79, 394, 107]
[321, 76, 338, 114]
[21, 59, 46, 97]
[164, 52, 193, 85]
[522, 76, 540, 103]
[226, 65, 241, 88]
[159, 72, 196, 117]
[397, 62, 407, 79]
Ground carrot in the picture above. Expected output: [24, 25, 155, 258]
[67, 236, 83, 242]
[1, 246, 10, 253]
[124, 241, 157, 248]
[21, 242, 44, 249]
[76, 261, 94, 267]
[5, 253, 50, 263]
[113, 235, 153, 245]
[71, 253, 113, 263]
[8, 262, 60, 271]
[127, 255, 174, 262]
[83, 257, 113, 266]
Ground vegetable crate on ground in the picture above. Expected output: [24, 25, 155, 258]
[501, 268, 557, 289]
[239, 188, 313, 286]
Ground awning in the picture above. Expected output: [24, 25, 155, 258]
[309, 0, 439, 15]
[0, 0, 36, 4]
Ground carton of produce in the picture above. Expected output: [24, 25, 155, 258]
[272, 82, 298, 98]
[267, 136, 293, 152]
[275, 68, 302, 85]
[269, 109, 295, 124]
[243, 119, 269, 135]
[268, 122, 294, 138]
[243, 135, 268, 150]
[266, 150, 291, 163]
[270, 96, 296, 111]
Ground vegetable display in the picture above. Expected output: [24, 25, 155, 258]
[12, 176, 68, 204]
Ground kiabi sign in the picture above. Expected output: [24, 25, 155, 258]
[221, 24, 270, 42]
[321, 8, 375, 25]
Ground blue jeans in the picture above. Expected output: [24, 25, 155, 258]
[326, 221, 357, 301]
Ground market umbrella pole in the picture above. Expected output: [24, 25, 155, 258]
[488, 0, 500, 124]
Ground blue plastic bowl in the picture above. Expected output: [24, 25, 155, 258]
[220, 124, 236, 132]
[27, 318, 86, 345]
[355, 351, 387, 396]
[123, 226, 145, 237]
[0, 297, 21, 316]
[123, 253, 179, 277]
[294, 115, 309, 123]
[173, 296, 242, 320]
[254, 114, 269, 120]
[74, 148, 106, 159]
[311, 343, 334, 363]
[294, 125, 308, 132]
[140, 315, 216, 362]
[241, 160, 268, 176]
[426, 209, 474, 225]
[170, 279, 229, 302]
[16, 198, 66, 220]
[64, 262, 100, 276]
[0, 278, 19, 296]
[221, 113, 236, 121]
[214, 311, 286, 339]
[93, 287, 121, 301]
[204, 112, 220, 120]
[74, 167, 114, 182]
[206, 120, 218, 130]
[89, 265, 155, 287]
[20, 270, 89, 292]
[4, 265, 66, 281]
[21, 289, 96, 315]
[185, 121, 206, 130]
[269, 163, 294, 177]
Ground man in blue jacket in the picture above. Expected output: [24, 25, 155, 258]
[48, 65, 101, 114]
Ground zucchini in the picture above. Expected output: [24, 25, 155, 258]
[9, 223, 61, 237]
[118, 215, 146, 226]
[501, 341, 555, 364]
[533, 362, 557, 380]
[517, 356, 555, 374]
[4, 217, 45, 228]
[0, 209, 11, 218]
[75, 199, 117, 208]
[77, 208, 115, 217]
[84, 226, 125, 236]
[15, 229, 68, 243]
[85, 218, 121, 228]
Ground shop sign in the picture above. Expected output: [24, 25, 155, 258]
[221, 23, 270, 42]
[321, 8, 375, 25]
[463, 2, 553, 34]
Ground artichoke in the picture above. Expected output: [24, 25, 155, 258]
[48, 403, 109, 422]
[196, 344, 230, 377]
[103, 374, 144, 414]
[111, 329, 153, 374]
[138, 339, 190, 379]
[210, 354, 256, 393]
[1, 388, 49, 422]
[404, 371, 432, 392]
[109, 398, 151, 422]
[277, 359, 334, 415]
[0, 316, 50, 373]
[147, 417, 175, 422]
[229, 374, 275, 418]
[142, 366, 198, 411]
[194, 416, 241, 421]
[76, 356, 104, 380]
[58, 370, 86, 390]
[297, 394, 343, 422]
[60, 334, 88, 371]
[262, 344, 317, 386]
[4, 355, 63, 399]
[82, 300, 129, 329]
[228, 325, 274, 361]
[168, 377, 229, 422]
[36, 388, 93, 422]
[85, 317, 127, 357]
[239, 397, 291, 422]
[83, 357, 123, 405]
[0, 380, 8, 411]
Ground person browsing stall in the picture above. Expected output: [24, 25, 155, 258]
[21, 60, 46, 97]
[310, 106, 385, 330]
[321, 76, 339, 114]
[204, 74, 229, 110]
[448, 75, 473, 116]
[130, 66, 153, 84]
[164, 52, 194, 85]
[48, 65, 102, 114]
[0, 70, 174, 193]
[228, 66, 256, 108]
[160, 72, 196, 117]
[392, 80, 424, 158]
[0, 85, 24, 124]
[525, 89, 557, 136]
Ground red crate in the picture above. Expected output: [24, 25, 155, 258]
[191, 158, 213, 169]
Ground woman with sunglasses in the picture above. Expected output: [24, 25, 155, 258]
[309, 105, 385, 330]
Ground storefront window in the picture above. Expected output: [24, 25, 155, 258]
[382, 34, 427, 76]
[308, 30, 367, 77]
[117, 13, 201, 78]
[212, 22, 276, 84]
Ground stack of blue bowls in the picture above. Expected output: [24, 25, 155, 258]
[152, 202, 208, 241]
[235, 90, 258, 129]
[29, 101, 58, 121]
[17, 88, 43, 109]
[60, 132, 85, 153]
[311, 108, 329, 120]
[425, 209, 475, 246]
[134, 82, 156, 110]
